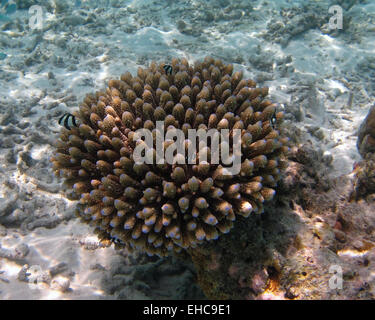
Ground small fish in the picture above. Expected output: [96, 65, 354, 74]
[0, 52, 7, 60]
[109, 236, 123, 245]
[270, 109, 277, 129]
[163, 64, 172, 75]
[58, 113, 78, 130]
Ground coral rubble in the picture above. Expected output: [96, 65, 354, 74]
[51, 56, 289, 256]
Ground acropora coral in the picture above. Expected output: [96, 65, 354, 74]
[51, 56, 289, 256]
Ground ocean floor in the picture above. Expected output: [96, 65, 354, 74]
[0, 0, 375, 299]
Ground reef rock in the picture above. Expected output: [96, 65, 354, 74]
[190, 143, 375, 300]
[357, 104, 375, 158]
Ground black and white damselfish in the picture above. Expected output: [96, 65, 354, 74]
[270, 106, 278, 129]
[163, 64, 173, 75]
[58, 113, 78, 130]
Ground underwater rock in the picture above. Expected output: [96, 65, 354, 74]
[351, 153, 375, 200]
[0, 193, 18, 219]
[26, 216, 62, 230]
[50, 276, 70, 292]
[17, 264, 51, 287]
[248, 48, 274, 73]
[357, 104, 375, 158]
[190, 144, 375, 299]
[352, 105, 375, 199]
[63, 15, 86, 27]
[0, 243, 29, 261]
[0, 225, 7, 237]
[48, 262, 69, 277]
[263, 3, 330, 47]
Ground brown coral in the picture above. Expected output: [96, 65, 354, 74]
[51, 56, 289, 256]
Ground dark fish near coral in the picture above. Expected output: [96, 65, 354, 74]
[270, 108, 277, 129]
[109, 236, 123, 245]
[58, 113, 78, 130]
[163, 64, 173, 75]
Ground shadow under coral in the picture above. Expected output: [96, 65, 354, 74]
[188, 143, 375, 300]
[188, 195, 304, 300]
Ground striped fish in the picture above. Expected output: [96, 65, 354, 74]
[270, 109, 277, 129]
[163, 64, 173, 75]
[58, 113, 78, 130]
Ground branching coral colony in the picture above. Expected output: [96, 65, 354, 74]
[51, 56, 289, 256]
